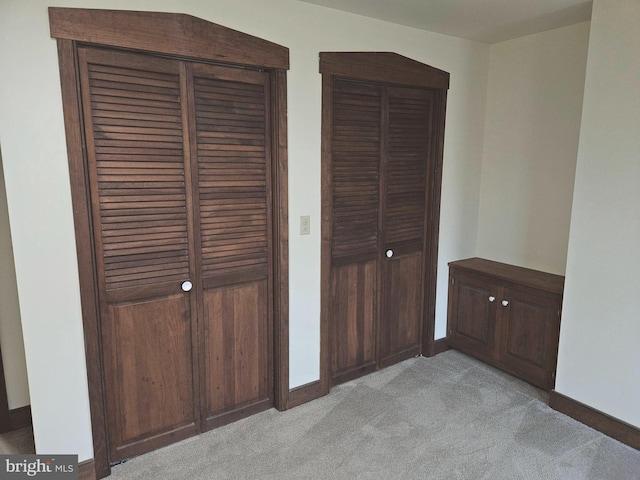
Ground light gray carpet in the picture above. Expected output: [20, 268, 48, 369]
[0, 426, 35, 454]
[110, 350, 640, 479]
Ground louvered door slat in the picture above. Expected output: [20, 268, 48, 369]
[193, 74, 269, 279]
[330, 80, 381, 260]
[384, 89, 432, 246]
[84, 55, 189, 292]
[91, 102, 180, 118]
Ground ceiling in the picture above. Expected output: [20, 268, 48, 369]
[297, 0, 592, 43]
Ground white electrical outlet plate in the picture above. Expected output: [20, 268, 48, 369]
[300, 215, 310, 235]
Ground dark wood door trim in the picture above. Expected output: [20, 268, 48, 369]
[0, 340, 11, 432]
[320, 52, 449, 394]
[272, 69, 290, 411]
[319, 52, 449, 89]
[56, 38, 110, 477]
[319, 73, 333, 396]
[51, 9, 289, 479]
[423, 90, 447, 358]
[49, 8, 289, 71]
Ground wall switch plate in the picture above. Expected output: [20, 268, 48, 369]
[300, 215, 310, 235]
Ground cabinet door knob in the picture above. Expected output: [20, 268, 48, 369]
[502, 300, 509, 307]
[488, 296, 496, 302]
[181, 280, 193, 292]
[386, 249, 394, 258]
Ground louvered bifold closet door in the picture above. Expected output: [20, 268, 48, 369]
[379, 87, 434, 367]
[329, 79, 381, 384]
[188, 63, 274, 429]
[77, 47, 198, 460]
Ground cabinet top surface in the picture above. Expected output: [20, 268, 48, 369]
[448, 257, 564, 295]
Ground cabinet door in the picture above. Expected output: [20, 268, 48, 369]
[498, 288, 561, 389]
[448, 272, 498, 363]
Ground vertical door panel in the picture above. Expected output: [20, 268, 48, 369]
[504, 299, 548, 366]
[77, 47, 198, 460]
[379, 252, 423, 366]
[328, 80, 381, 382]
[189, 63, 273, 428]
[457, 284, 493, 345]
[448, 274, 497, 363]
[379, 88, 433, 365]
[330, 260, 377, 384]
[109, 295, 194, 447]
[498, 288, 561, 389]
[203, 281, 270, 427]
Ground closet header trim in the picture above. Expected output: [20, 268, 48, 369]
[49, 7, 290, 70]
[319, 52, 449, 89]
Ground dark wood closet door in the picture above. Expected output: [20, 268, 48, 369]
[77, 47, 199, 460]
[187, 63, 274, 429]
[378, 87, 433, 367]
[78, 48, 276, 460]
[52, 10, 289, 476]
[328, 80, 381, 385]
[328, 80, 435, 382]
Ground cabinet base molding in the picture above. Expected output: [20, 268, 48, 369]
[78, 459, 96, 480]
[428, 338, 450, 357]
[549, 390, 640, 451]
[288, 381, 323, 409]
[8, 405, 31, 431]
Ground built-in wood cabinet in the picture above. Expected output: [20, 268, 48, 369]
[447, 258, 564, 390]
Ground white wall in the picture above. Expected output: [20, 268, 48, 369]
[0, 152, 30, 409]
[0, 0, 489, 459]
[0, 2, 93, 457]
[476, 22, 590, 275]
[556, 0, 640, 428]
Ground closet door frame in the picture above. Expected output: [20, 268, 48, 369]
[50, 8, 290, 479]
[319, 52, 449, 395]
